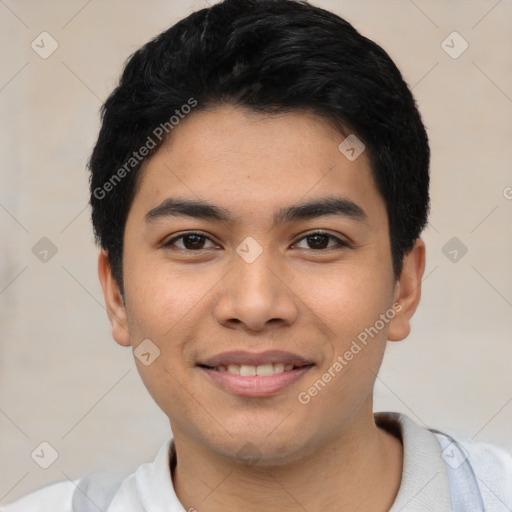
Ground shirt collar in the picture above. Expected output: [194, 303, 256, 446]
[376, 412, 452, 511]
[110, 412, 452, 511]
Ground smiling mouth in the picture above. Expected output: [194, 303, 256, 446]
[197, 350, 316, 396]
[198, 362, 314, 376]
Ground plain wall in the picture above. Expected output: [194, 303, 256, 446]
[1, 0, 511, 503]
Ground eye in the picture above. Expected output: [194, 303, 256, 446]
[163, 232, 219, 250]
[293, 231, 348, 250]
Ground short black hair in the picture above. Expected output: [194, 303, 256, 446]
[89, 0, 430, 292]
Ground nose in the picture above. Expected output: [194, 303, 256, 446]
[212, 249, 299, 332]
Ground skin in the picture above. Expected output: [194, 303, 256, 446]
[99, 105, 425, 511]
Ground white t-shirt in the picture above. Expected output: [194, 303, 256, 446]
[2, 412, 512, 511]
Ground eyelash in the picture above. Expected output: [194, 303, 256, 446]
[162, 230, 349, 251]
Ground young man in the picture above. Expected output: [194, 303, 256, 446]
[3, 0, 511, 510]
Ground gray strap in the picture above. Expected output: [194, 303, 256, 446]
[432, 431, 485, 511]
[71, 471, 124, 512]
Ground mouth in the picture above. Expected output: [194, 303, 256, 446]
[197, 350, 315, 397]
[198, 362, 311, 375]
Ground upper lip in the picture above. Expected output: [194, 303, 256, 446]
[199, 350, 314, 368]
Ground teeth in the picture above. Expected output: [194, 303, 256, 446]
[219, 363, 297, 375]
[240, 364, 256, 376]
[273, 363, 285, 373]
[227, 364, 239, 374]
[256, 364, 274, 376]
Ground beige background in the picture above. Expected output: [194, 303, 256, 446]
[1, 0, 511, 504]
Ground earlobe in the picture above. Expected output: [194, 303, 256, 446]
[97, 251, 131, 347]
[387, 239, 426, 342]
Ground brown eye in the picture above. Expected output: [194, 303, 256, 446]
[306, 234, 330, 249]
[181, 234, 206, 249]
[293, 232, 347, 250]
[164, 232, 218, 250]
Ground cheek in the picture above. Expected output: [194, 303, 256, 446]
[123, 259, 216, 339]
[295, 262, 393, 335]
[122, 261, 218, 397]
[122, 266, 204, 414]
[297, 271, 391, 417]
[293, 260, 394, 398]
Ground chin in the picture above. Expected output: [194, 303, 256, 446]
[205, 427, 320, 468]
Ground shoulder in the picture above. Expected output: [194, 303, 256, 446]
[432, 426, 512, 510]
[1, 439, 177, 512]
[462, 436, 512, 472]
[0, 480, 76, 512]
[1, 470, 126, 512]
[377, 412, 512, 510]
[458, 436, 512, 505]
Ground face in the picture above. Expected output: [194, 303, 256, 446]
[100, 105, 423, 465]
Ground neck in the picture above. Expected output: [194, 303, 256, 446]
[171, 411, 403, 511]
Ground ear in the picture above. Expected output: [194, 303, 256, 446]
[97, 250, 131, 347]
[387, 239, 426, 342]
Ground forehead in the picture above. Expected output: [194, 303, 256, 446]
[130, 105, 385, 225]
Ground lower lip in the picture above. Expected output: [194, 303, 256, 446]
[199, 366, 313, 397]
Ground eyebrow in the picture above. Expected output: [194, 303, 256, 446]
[144, 196, 368, 225]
